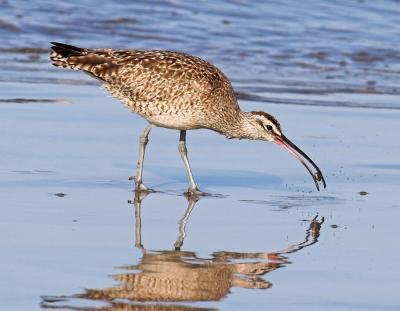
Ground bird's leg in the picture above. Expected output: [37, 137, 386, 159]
[130, 124, 153, 192]
[178, 130, 204, 195]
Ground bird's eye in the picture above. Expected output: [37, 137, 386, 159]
[266, 125, 273, 131]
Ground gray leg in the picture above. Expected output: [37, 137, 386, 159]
[132, 124, 152, 191]
[178, 130, 202, 194]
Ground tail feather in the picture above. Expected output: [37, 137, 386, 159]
[50, 42, 88, 69]
[51, 42, 84, 52]
[49, 42, 124, 82]
[50, 42, 113, 75]
[50, 42, 85, 58]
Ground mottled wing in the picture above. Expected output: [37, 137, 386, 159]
[50, 42, 240, 129]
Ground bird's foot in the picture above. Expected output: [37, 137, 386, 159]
[185, 187, 208, 198]
[135, 183, 154, 193]
[131, 176, 154, 193]
[127, 190, 149, 205]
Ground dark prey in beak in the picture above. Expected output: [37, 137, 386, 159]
[274, 134, 326, 191]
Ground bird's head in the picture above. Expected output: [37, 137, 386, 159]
[246, 111, 326, 191]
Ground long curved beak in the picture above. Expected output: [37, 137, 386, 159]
[274, 134, 326, 191]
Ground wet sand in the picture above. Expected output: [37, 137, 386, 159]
[1, 84, 400, 310]
[1, 1, 400, 310]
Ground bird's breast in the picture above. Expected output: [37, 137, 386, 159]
[145, 113, 203, 130]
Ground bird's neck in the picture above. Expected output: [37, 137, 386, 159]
[220, 111, 257, 139]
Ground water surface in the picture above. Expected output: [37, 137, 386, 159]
[0, 1, 400, 310]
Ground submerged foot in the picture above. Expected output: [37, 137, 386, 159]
[130, 176, 154, 193]
[184, 187, 208, 198]
[135, 182, 155, 193]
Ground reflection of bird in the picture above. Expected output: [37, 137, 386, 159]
[80, 250, 277, 302]
[50, 42, 325, 194]
[42, 193, 324, 310]
[41, 300, 215, 311]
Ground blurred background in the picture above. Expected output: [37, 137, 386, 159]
[1, 0, 400, 109]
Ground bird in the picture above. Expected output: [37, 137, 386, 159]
[50, 42, 326, 195]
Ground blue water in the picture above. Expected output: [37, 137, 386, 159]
[1, 1, 400, 310]
[1, 0, 400, 108]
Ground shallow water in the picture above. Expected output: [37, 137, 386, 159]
[1, 1, 400, 310]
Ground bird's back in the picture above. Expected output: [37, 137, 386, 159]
[50, 42, 240, 131]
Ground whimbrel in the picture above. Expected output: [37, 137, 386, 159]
[50, 42, 326, 194]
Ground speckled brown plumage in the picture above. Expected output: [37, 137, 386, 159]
[50, 42, 240, 135]
[49, 42, 326, 192]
